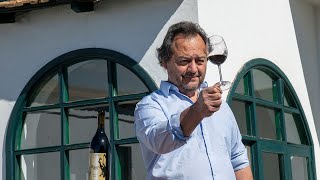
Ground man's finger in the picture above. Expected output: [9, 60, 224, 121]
[206, 92, 222, 100]
[213, 82, 221, 87]
[206, 85, 222, 94]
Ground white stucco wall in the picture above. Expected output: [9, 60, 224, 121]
[198, 0, 320, 177]
[1, 0, 320, 178]
[0, 0, 197, 179]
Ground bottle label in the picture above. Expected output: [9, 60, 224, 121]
[89, 153, 107, 180]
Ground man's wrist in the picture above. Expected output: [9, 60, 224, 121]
[190, 103, 205, 121]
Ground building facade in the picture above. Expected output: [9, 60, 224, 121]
[0, 0, 319, 179]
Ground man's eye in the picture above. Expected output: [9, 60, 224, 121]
[196, 60, 205, 65]
[178, 60, 189, 65]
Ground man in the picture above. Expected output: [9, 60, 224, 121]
[134, 21, 253, 180]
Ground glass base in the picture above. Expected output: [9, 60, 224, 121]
[219, 81, 231, 91]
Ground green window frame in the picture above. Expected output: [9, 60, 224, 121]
[227, 58, 316, 180]
[5, 48, 157, 180]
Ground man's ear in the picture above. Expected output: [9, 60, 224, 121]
[162, 61, 168, 69]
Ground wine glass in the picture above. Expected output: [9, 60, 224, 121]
[208, 35, 231, 90]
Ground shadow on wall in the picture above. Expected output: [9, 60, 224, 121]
[1, 120, 4, 180]
[0, 0, 184, 101]
[1, 100, 15, 180]
[289, 0, 320, 140]
[2, 138, 5, 180]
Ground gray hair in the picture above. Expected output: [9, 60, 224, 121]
[156, 21, 208, 66]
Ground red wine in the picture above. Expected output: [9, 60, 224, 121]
[89, 111, 110, 180]
[208, 54, 227, 65]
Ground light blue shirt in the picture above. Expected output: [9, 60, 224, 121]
[134, 81, 249, 180]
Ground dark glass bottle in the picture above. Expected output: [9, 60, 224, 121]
[89, 111, 109, 180]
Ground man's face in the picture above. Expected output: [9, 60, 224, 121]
[163, 34, 207, 95]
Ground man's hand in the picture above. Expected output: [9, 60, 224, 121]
[180, 83, 222, 136]
[193, 83, 223, 118]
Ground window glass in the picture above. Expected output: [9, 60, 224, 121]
[285, 113, 308, 145]
[116, 64, 148, 96]
[253, 69, 277, 102]
[19, 109, 60, 150]
[256, 106, 277, 140]
[262, 153, 282, 180]
[246, 146, 252, 165]
[20, 152, 60, 180]
[235, 78, 245, 95]
[69, 149, 90, 180]
[68, 104, 110, 144]
[231, 100, 249, 135]
[28, 74, 59, 107]
[117, 144, 146, 180]
[68, 60, 108, 101]
[116, 100, 139, 139]
[284, 85, 297, 108]
[285, 113, 302, 144]
[291, 156, 309, 180]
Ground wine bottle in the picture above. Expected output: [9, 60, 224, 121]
[89, 111, 109, 180]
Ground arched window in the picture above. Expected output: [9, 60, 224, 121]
[5, 48, 157, 180]
[227, 59, 316, 180]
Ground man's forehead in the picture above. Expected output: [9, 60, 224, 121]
[171, 35, 206, 54]
[173, 34, 205, 47]
[173, 33, 199, 42]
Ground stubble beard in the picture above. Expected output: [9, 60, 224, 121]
[168, 70, 206, 95]
[182, 83, 199, 93]
[179, 76, 204, 95]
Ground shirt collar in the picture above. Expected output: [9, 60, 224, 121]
[159, 81, 208, 97]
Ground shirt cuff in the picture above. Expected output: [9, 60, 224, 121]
[234, 161, 250, 172]
[232, 148, 250, 171]
[168, 113, 191, 142]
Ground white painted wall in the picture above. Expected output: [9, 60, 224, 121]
[0, 0, 198, 179]
[1, 0, 320, 178]
[198, 0, 320, 177]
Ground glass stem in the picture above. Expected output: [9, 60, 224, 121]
[218, 65, 223, 82]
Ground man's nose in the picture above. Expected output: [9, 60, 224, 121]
[187, 61, 198, 73]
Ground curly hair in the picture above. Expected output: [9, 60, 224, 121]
[156, 21, 208, 66]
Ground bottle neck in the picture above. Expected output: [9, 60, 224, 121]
[98, 119, 104, 129]
[97, 111, 105, 130]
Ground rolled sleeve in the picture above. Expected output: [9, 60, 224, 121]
[134, 97, 187, 154]
[230, 119, 250, 171]
[231, 142, 249, 171]
[169, 113, 190, 141]
[225, 103, 250, 171]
